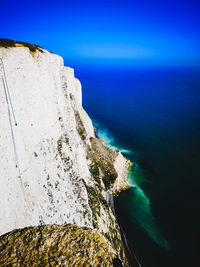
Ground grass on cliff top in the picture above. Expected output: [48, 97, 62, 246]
[0, 38, 44, 53]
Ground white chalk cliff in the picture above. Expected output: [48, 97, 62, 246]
[0, 40, 129, 260]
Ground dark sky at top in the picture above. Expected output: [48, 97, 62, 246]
[1, 0, 200, 66]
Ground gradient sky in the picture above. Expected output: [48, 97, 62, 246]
[1, 0, 200, 66]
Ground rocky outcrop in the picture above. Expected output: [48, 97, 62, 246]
[0, 224, 120, 266]
[0, 39, 130, 264]
[90, 137, 130, 193]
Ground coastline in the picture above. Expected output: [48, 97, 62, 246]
[72, 62, 200, 266]
[95, 125, 141, 266]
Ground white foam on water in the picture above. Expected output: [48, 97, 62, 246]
[94, 121, 133, 154]
[93, 120, 169, 249]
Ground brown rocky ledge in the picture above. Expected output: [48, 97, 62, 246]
[0, 224, 122, 266]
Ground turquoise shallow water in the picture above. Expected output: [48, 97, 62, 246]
[95, 124, 169, 250]
[74, 65, 200, 267]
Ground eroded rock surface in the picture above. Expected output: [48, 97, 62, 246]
[0, 39, 130, 264]
[0, 224, 120, 266]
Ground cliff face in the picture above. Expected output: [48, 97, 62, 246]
[0, 40, 129, 263]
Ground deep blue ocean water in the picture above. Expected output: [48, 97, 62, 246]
[74, 65, 200, 267]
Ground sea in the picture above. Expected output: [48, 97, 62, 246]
[74, 64, 200, 267]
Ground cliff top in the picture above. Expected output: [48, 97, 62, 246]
[0, 38, 44, 53]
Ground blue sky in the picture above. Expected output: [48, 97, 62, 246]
[1, 0, 200, 66]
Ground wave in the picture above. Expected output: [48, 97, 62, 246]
[93, 121, 133, 154]
[93, 120, 169, 250]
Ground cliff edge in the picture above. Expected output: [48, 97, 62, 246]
[0, 39, 130, 265]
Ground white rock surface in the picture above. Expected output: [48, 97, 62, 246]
[0, 45, 128, 241]
[0, 46, 96, 235]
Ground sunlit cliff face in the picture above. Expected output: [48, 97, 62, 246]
[0, 40, 131, 264]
